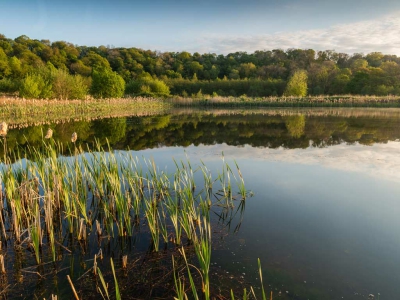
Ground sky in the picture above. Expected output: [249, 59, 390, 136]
[1, 0, 400, 55]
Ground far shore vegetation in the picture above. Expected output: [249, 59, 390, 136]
[1, 34, 400, 107]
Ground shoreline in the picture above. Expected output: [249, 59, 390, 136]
[1, 95, 400, 128]
[0, 95, 400, 128]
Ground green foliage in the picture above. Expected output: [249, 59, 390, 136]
[347, 71, 370, 94]
[19, 75, 41, 98]
[329, 74, 350, 95]
[18, 64, 89, 99]
[284, 70, 308, 96]
[167, 78, 285, 97]
[51, 68, 88, 99]
[91, 68, 125, 98]
[126, 77, 170, 97]
[0, 78, 19, 93]
[82, 51, 111, 70]
[0, 48, 11, 79]
[0, 33, 400, 98]
[19, 73, 53, 98]
[165, 70, 182, 79]
[70, 60, 92, 76]
[8, 56, 23, 78]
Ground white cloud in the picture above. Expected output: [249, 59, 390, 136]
[182, 141, 400, 182]
[188, 12, 400, 55]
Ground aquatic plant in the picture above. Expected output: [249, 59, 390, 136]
[0, 137, 253, 298]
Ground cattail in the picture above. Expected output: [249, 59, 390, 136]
[71, 132, 77, 143]
[45, 128, 53, 139]
[0, 122, 7, 136]
[122, 255, 127, 269]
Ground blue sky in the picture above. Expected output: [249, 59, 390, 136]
[1, 0, 400, 55]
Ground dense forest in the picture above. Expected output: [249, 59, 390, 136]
[1, 33, 400, 99]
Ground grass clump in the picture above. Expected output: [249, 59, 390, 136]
[0, 134, 255, 299]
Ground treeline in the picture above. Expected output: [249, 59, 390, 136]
[1, 33, 400, 98]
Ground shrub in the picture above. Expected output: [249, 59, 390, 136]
[90, 68, 125, 98]
[284, 70, 308, 97]
[0, 78, 20, 93]
[19, 74, 52, 99]
[125, 77, 170, 97]
[52, 69, 89, 99]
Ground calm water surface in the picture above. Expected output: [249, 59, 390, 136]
[4, 108, 400, 299]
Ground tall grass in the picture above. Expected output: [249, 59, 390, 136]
[168, 94, 400, 108]
[0, 135, 253, 298]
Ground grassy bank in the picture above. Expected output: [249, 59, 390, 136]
[1, 94, 400, 129]
[167, 94, 400, 108]
[0, 96, 170, 129]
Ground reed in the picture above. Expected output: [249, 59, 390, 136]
[165, 188, 182, 245]
[258, 258, 267, 300]
[234, 160, 247, 200]
[0, 96, 170, 129]
[0, 254, 5, 274]
[168, 94, 400, 108]
[145, 196, 160, 252]
[173, 256, 187, 300]
[110, 258, 121, 300]
[29, 201, 42, 264]
[97, 266, 110, 300]
[0, 136, 250, 298]
[193, 216, 212, 299]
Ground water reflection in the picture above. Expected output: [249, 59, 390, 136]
[2, 108, 400, 159]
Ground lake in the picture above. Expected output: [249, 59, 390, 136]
[1, 108, 399, 299]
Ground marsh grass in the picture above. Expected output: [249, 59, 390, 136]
[0, 137, 256, 299]
[168, 94, 400, 108]
[0, 96, 170, 129]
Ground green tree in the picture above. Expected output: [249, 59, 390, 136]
[350, 59, 368, 71]
[19, 73, 52, 98]
[366, 52, 383, 67]
[8, 56, 23, 78]
[82, 51, 111, 70]
[239, 62, 256, 78]
[70, 61, 92, 76]
[346, 71, 369, 94]
[90, 68, 125, 98]
[0, 48, 10, 79]
[51, 68, 89, 99]
[284, 70, 308, 96]
[0, 78, 19, 93]
[329, 73, 351, 95]
[125, 77, 169, 97]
